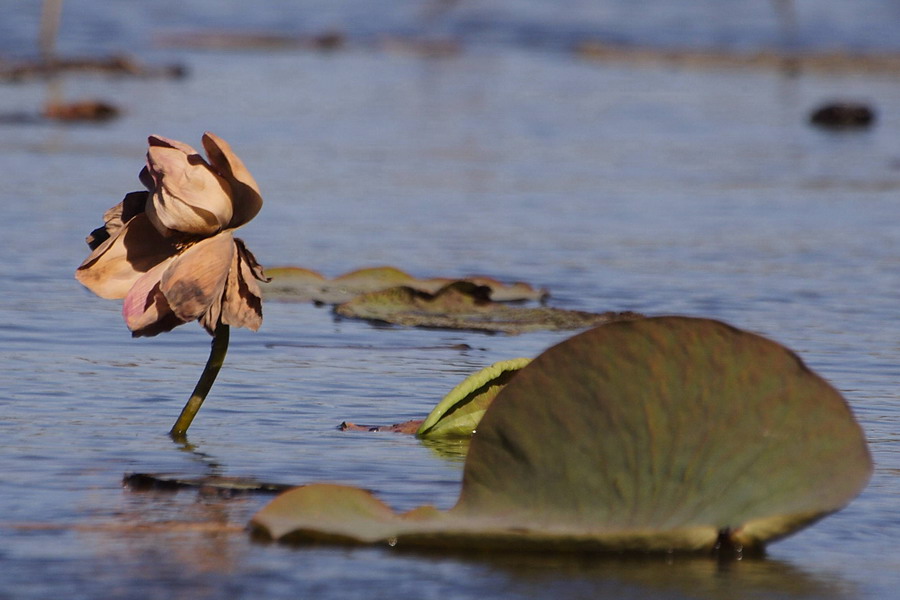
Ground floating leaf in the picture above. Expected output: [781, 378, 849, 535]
[260, 266, 330, 299]
[250, 317, 872, 554]
[334, 281, 639, 333]
[262, 265, 548, 304]
[416, 358, 531, 438]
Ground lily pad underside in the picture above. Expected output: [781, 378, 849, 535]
[334, 281, 642, 334]
[250, 317, 872, 555]
[262, 265, 548, 304]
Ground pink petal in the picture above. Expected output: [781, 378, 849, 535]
[122, 258, 186, 337]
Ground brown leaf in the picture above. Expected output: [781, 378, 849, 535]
[338, 420, 424, 434]
[262, 265, 548, 304]
[334, 282, 640, 334]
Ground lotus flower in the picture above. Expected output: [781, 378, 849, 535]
[75, 132, 268, 438]
[75, 132, 268, 337]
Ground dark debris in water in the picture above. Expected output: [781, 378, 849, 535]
[576, 41, 900, 75]
[44, 99, 120, 122]
[123, 473, 295, 496]
[338, 420, 424, 434]
[264, 341, 477, 352]
[0, 53, 186, 82]
[809, 101, 876, 129]
[0, 99, 121, 125]
[155, 29, 346, 51]
[155, 29, 461, 58]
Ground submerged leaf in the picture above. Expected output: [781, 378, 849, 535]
[123, 473, 294, 495]
[339, 420, 424, 434]
[262, 265, 548, 304]
[334, 282, 639, 333]
[416, 358, 531, 438]
[250, 317, 872, 554]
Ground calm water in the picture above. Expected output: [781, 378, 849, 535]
[2, 2, 900, 599]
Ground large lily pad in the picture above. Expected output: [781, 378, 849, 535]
[334, 281, 640, 333]
[251, 317, 872, 554]
[262, 265, 548, 304]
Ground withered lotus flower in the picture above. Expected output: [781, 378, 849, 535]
[76, 132, 267, 337]
[75, 132, 268, 438]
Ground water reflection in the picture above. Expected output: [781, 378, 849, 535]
[411, 551, 858, 600]
[420, 436, 470, 462]
[82, 475, 858, 600]
[77, 490, 256, 596]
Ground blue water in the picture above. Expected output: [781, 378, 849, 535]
[2, 2, 900, 598]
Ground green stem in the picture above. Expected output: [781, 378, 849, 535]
[170, 322, 230, 440]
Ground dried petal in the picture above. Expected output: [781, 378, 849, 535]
[159, 233, 235, 329]
[145, 137, 234, 236]
[138, 166, 154, 192]
[201, 132, 263, 229]
[147, 135, 200, 156]
[234, 237, 269, 283]
[220, 239, 265, 331]
[123, 258, 187, 337]
[76, 213, 181, 299]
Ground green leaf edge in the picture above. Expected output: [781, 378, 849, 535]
[248, 483, 831, 553]
[416, 357, 531, 438]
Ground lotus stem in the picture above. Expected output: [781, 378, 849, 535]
[170, 322, 230, 440]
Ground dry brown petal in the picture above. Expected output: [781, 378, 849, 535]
[234, 237, 269, 283]
[201, 132, 263, 229]
[138, 166, 154, 192]
[145, 143, 234, 236]
[122, 258, 187, 337]
[76, 213, 181, 299]
[220, 239, 265, 331]
[86, 192, 149, 250]
[159, 233, 235, 326]
[147, 135, 199, 156]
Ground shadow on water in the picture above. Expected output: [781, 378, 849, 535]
[433, 551, 860, 600]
